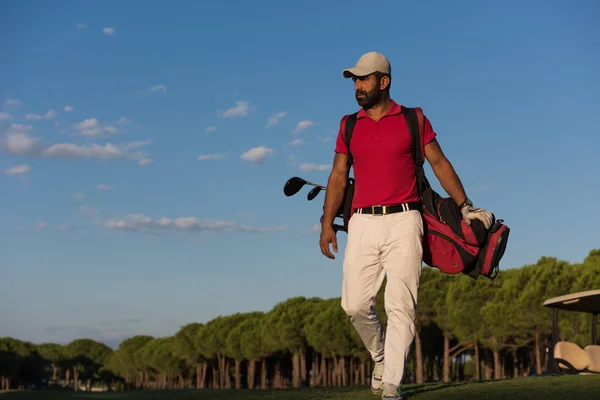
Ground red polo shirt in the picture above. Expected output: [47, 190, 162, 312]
[334, 100, 437, 209]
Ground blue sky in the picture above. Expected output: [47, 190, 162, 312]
[1, 0, 599, 348]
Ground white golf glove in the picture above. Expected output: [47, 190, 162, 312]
[460, 199, 493, 229]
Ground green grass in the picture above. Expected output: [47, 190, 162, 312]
[2, 375, 600, 400]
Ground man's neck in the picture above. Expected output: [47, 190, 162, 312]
[364, 97, 393, 121]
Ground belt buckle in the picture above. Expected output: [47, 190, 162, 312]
[371, 205, 386, 216]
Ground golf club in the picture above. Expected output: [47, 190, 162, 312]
[307, 186, 322, 201]
[283, 176, 326, 197]
[283, 175, 349, 234]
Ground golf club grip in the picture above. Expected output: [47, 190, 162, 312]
[332, 223, 346, 233]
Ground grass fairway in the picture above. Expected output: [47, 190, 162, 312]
[2, 375, 600, 399]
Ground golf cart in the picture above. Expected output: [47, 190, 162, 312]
[543, 289, 600, 375]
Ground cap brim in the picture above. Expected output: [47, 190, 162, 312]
[342, 67, 375, 79]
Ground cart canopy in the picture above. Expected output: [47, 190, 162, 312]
[543, 289, 600, 314]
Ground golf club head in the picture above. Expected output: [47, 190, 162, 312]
[283, 176, 307, 197]
[307, 186, 321, 201]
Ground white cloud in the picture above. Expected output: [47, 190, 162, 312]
[299, 223, 321, 235]
[96, 184, 113, 191]
[266, 111, 287, 127]
[1, 125, 150, 163]
[3, 164, 30, 176]
[44, 110, 57, 119]
[0, 112, 12, 120]
[34, 141, 147, 161]
[7, 124, 33, 133]
[41, 143, 139, 160]
[204, 126, 217, 132]
[138, 158, 153, 166]
[290, 139, 303, 146]
[25, 110, 56, 120]
[74, 117, 118, 137]
[293, 120, 315, 134]
[238, 225, 286, 233]
[34, 221, 47, 230]
[240, 146, 274, 165]
[6, 133, 37, 154]
[104, 213, 284, 236]
[135, 84, 166, 95]
[79, 205, 100, 218]
[58, 223, 72, 230]
[318, 136, 332, 143]
[149, 84, 166, 93]
[102, 27, 115, 35]
[76, 23, 86, 29]
[125, 140, 152, 150]
[73, 193, 86, 200]
[219, 101, 250, 118]
[15, 221, 48, 231]
[105, 214, 235, 234]
[117, 117, 130, 125]
[197, 153, 226, 161]
[3, 124, 38, 155]
[5, 99, 21, 106]
[26, 111, 48, 121]
[298, 163, 330, 172]
[76, 117, 98, 130]
[64, 105, 73, 112]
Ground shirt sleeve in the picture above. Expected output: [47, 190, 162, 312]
[334, 115, 349, 155]
[423, 114, 437, 145]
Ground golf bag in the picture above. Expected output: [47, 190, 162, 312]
[340, 106, 510, 281]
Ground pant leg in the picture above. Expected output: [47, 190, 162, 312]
[341, 213, 387, 363]
[380, 210, 424, 386]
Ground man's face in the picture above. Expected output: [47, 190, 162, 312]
[353, 74, 384, 108]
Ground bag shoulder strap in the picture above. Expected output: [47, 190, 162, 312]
[402, 105, 435, 210]
[401, 106, 425, 167]
[344, 112, 358, 169]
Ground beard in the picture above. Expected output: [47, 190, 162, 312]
[355, 86, 384, 109]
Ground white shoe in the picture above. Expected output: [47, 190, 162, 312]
[381, 382, 403, 399]
[371, 360, 384, 395]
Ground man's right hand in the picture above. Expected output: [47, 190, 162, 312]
[319, 225, 338, 259]
[319, 152, 348, 260]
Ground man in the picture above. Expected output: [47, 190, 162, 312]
[319, 51, 492, 399]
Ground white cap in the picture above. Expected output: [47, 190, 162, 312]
[343, 51, 391, 78]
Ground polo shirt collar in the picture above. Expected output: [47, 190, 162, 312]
[357, 99, 402, 119]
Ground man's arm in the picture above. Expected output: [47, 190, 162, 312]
[424, 140, 468, 207]
[424, 138, 494, 229]
[321, 153, 349, 228]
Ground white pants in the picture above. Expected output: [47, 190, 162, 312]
[341, 209, 423, 386]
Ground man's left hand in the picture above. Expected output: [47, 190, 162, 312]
[461, 203, 493, 229]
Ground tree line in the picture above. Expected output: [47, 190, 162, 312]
[1, 249, 599, 392]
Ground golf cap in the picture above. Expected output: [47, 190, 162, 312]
[343, 51, 391, 79]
